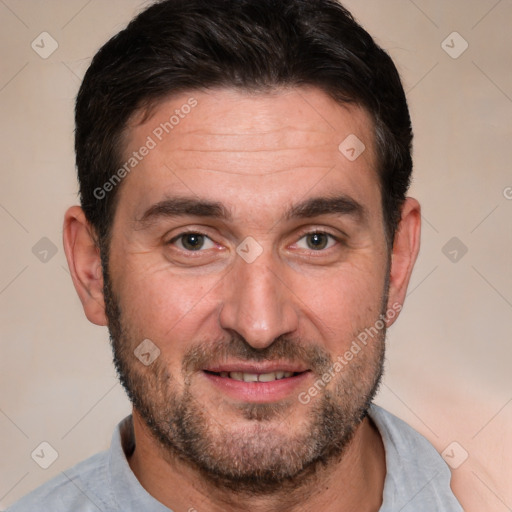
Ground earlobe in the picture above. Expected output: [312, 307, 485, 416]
[63, 206, 108, 326]
[386, 197, 421, 327]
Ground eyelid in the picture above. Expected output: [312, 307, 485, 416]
[164, 226, 345, 253]
[294, 230, 339, 251]
[295, 224, 346, 240]
[165, 226, 214, 242]
[167, 230, 217, 251]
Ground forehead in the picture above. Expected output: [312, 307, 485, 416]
[117, 87, 380, 220]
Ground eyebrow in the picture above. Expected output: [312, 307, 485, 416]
[137, 197, 231, 227]
[285, 195, 365, 221]
[136, 194, 365, 228]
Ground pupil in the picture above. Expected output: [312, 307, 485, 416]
[308, 233, 327, 250]
[183, 233, 204, 250]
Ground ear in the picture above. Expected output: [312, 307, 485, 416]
[63, 206, 108, 326]
[386, 197, 421, 327]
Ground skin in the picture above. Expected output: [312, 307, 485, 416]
[63, 87, 421, 512]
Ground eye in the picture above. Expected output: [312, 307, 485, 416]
[296, 232, 337, 251]
[171, 232, 216, 251]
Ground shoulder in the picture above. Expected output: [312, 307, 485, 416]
[368, 404, 464, 512]
[7, 449, 116, 512]
[369, 404, 443, 465]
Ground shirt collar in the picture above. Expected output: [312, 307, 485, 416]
[108, 415, 172, 511]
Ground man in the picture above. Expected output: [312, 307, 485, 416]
[9, 0, 464, 510]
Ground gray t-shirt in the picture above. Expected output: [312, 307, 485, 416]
[7, 404, 464, 511]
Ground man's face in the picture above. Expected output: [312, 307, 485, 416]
[104, 88, 391, 490]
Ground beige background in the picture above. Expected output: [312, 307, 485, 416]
[1, 1, 511, 510]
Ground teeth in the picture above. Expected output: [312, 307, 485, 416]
[258, 372, 276, 382]
[224, 371, 295, 382]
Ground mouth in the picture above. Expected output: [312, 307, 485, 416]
[204, 370, 303, 382]
[201, 364, 311, 403]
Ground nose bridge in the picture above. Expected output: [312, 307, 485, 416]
[219, 249, 298, 348]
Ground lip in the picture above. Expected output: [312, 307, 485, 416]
[203, 361, 309, 374]
[201, 369, 311, 403]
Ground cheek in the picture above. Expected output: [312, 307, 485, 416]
[113, 258, 222, 351]
[292, 261, 386, 344]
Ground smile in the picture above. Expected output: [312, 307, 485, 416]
[205, 370, 299, 382]
[201, 366, 311, 403]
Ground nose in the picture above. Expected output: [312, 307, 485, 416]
[218, 250, 299, 350]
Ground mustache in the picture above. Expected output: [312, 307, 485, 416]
[182, 334, 333, 375]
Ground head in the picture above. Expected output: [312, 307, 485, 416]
[64, 0, 420, 494]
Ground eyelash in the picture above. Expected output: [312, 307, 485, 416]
[167, 229, 341, 253]
[167, 230, 216, 251]
[294, 230, 339, 251]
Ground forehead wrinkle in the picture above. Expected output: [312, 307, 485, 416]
[168, 131, 337, 153]
[177, 126, 333, 136]
[170, 165, 334, 176]
[171, 145, 334, 154]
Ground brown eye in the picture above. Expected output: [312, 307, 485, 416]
[306, 233, 330, 250]
[181, 233, 204, 250]
[295, 232, 338, 252]
[171, 233, 215, 251]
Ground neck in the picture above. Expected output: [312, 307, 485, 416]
[127, 410, 386, 512]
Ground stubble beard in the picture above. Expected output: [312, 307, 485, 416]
[103, 266, 387, 495]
